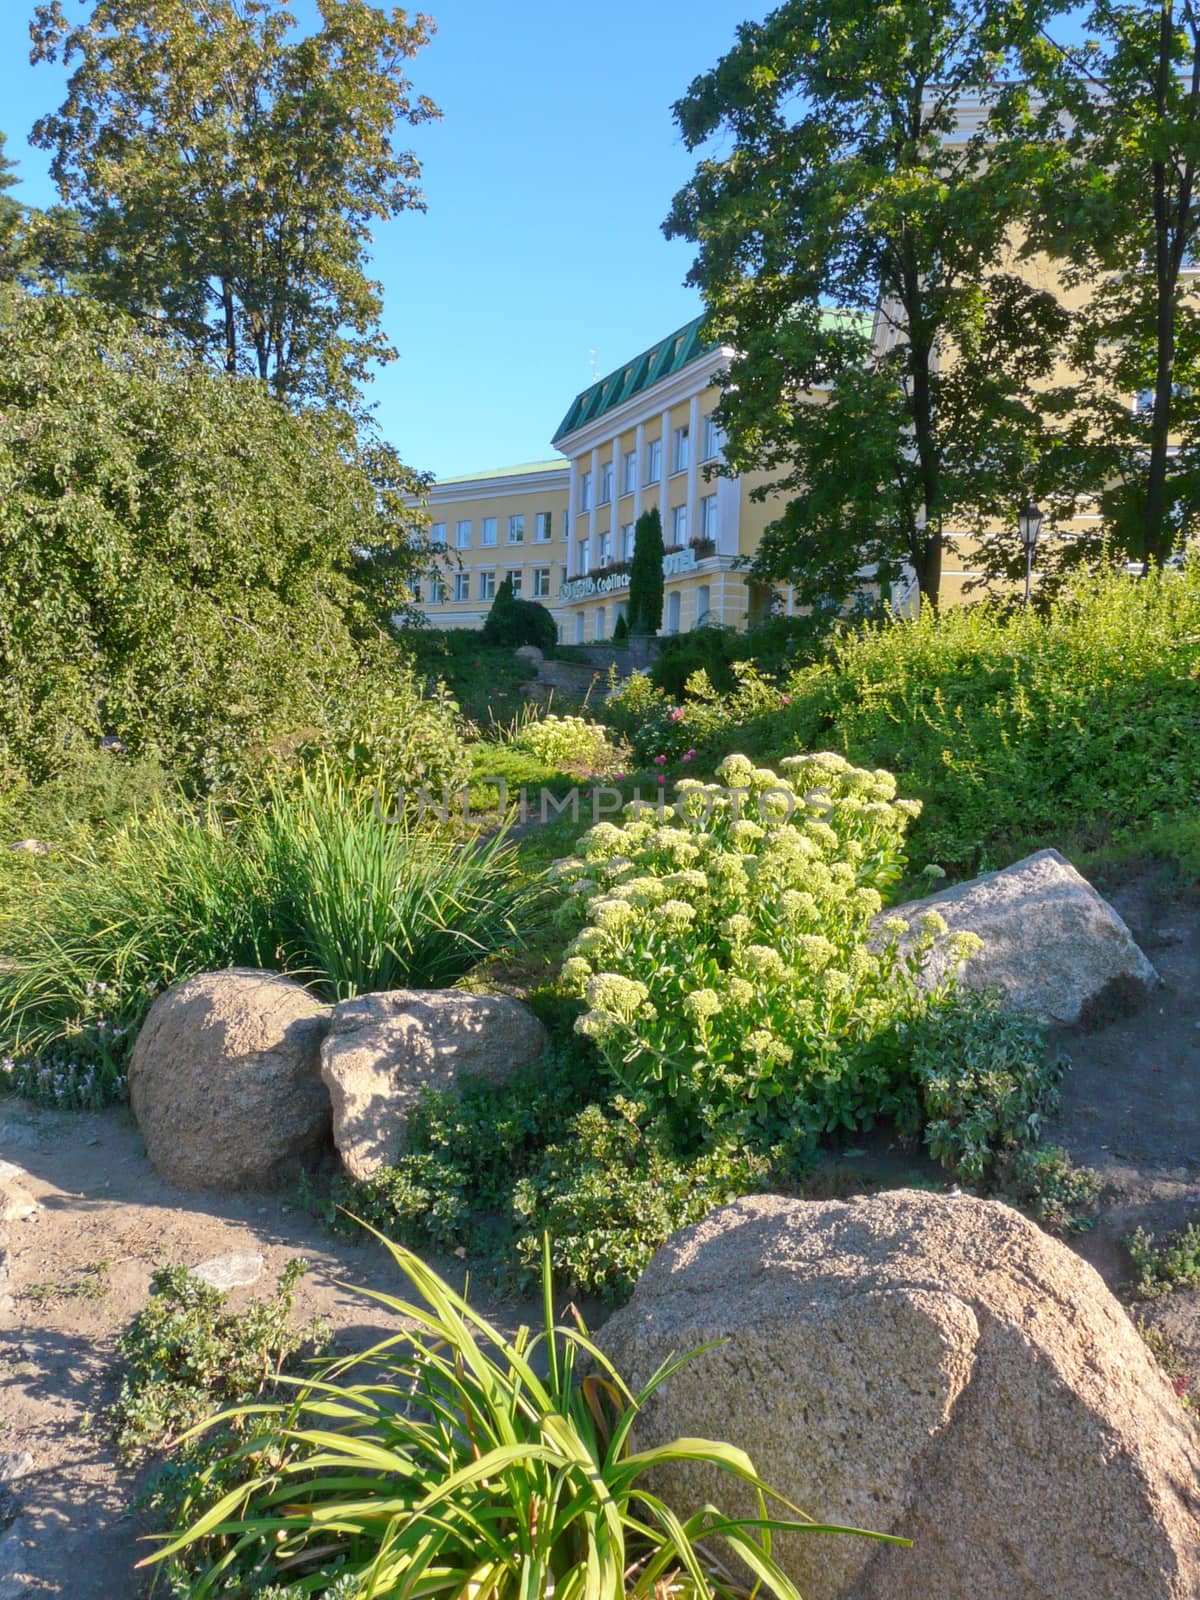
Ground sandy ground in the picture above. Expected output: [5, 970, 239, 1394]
[1, 867, 1199, 1598]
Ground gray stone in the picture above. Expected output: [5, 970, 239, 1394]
[514, 645, 544, 662]
[190, 1251, 264, 1291]
[321, 990, 548, 1180]
[0, 1456, 33, 1488]
[875, 847, 1159, 1024]
[128, 969, 332, 1192]
[599, 1191, 1200, 1600]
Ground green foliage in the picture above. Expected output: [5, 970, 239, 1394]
[603, 662, 792, 768]
[627, 507, 664, 636]
[0, 743, 173, 848]
[111, 1260, 325, 1461]
[402, 630, 538, 728]
[304, 668, 472, 806]
[997, 1145, 1100, 1235]
[1128, 1218, 1200, 1300]
[144, 1237, 885, 1598]
[0, 767, 539, 1099]
[482, 577, 558, 652]
[30, 0, 438, 407]
[0, 288, 429, 788]
[554, 752, 977, 1153]
[900, 993, 1062, 1187]
[511, 1101, 771, 1303]
[667, 0, 1066, 608]
[611, 610, 629, 643]
[509, 714, 617, 773]
[776, 568, 1200, 871]
[651, 613, 842, 700]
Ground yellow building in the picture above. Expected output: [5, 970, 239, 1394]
[415, 462, 569, 632]
[413, 312, 868, 643]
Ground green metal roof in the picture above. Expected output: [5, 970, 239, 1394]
[434, 460, 568, 486]
[551, 307, 874, 446]
[552, 315, 717, 445]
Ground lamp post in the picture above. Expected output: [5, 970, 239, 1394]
[1018, 500, 1043, 607]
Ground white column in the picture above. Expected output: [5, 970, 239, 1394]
[659, 409, 671, 529]
[567, 458, 579, 548]
[686, 393, 700, 548]
[610, 436, 620, 552]
[590, 445, 601, 567]
[634, 422, 645, 518]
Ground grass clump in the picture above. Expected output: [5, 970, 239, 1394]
[1127, 1218, 1200, 1299]
[0, 766, 539, 1106]
[111, 1260, 326, 1462]
[142, 1237, 894, 1598]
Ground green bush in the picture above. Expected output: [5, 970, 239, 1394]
[774, 568, 1200, 870]
[510, 713, 617, 772]
[651, 612, 842, 700]
[554, 752, 979, 1152]
[0, 743, 174, 848]
[898, 993, 1063, 1186]
[145, 1239, 883, 1599]
[482, 576, 558, 652]
[0, 288, 427, 788]
[604, 663, 791, 768]
[0, 767, 539, 1104]
[627, 507, 665, 635]
[511, 1100, 770, 1302]
[111, 1260, 325, 1461]
[1128, 1217, 1200, 1299]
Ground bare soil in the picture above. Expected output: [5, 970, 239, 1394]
[2, 862, 1199, 1598]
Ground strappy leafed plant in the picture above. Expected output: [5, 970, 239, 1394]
[143, 1233, 898, 1598]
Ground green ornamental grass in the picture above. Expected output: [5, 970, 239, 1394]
[144, 1235, 899, 1598]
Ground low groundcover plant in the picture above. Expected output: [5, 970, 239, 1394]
[143, 1234, 897, 1598]
[553, 751, 981, 1152]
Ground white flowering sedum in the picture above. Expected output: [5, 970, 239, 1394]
[553, 752, 981, 1148]
[512, 714, 615, 771]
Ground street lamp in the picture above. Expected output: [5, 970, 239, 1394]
[1018, 500, 1043, 607]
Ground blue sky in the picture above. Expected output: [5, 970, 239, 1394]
[0, 0, 759, 479]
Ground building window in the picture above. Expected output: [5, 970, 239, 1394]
[645, 438, 662, 485]
[508, 514, 524, 544]
[574, 612, 585, 644]
[595, 607, 606, 641]
[456, 520, 472, 550]
[700, 493, 718, 542]
[666, 590, 682, 634]
[696, 584, 711, 625]
[533, 566, 551, 598]
[622, 450, 638, 494]
[600, 461, 614, 504]
[579, 471, 592, 512]
[479, 570, 496, 602]
[702, 411, 723, 461]
[506, 568, 523, 597]
[412, 579, 422, 604]
[430, 521, 446, 545]
[481, 516, 497, 547]
[670, 504, 687, 546]
[535, 511, 553, 542]
[598, 530, 612, 566]
[672, 425, 689, 475]
[577, 538, 591, 575]
[431, 577, 446, 604]
[454, 571, 469, 602]
[620, 522, 635, 560]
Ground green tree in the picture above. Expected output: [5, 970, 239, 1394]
[665, 0, 1067, 610]
[627, 507, 665, 636]
[0, 287, 427, 784]
[1014, 2, 1200, 567]
[30, 0, 439, 408]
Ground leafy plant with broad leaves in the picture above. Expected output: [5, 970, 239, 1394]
[143, 1235, 897, 1597]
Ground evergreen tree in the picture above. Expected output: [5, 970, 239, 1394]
[627, 508, 664, 636]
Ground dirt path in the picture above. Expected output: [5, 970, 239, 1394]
[0, 1107, 536, 1600]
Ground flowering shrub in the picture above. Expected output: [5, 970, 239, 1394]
[553, 751, 980, 1150]
[511, 713, 616, 773]
[604, 664, 789, 766]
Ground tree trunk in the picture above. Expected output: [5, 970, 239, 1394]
[221, 281, 237, 376]
[1143, 0, 1179, 569]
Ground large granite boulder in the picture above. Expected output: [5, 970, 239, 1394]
[875, 847, 1158, 1024]
[600, 1191, 1200, 1600]
[128, 969, 331, 1190]
[320, 990, 548, 1179]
